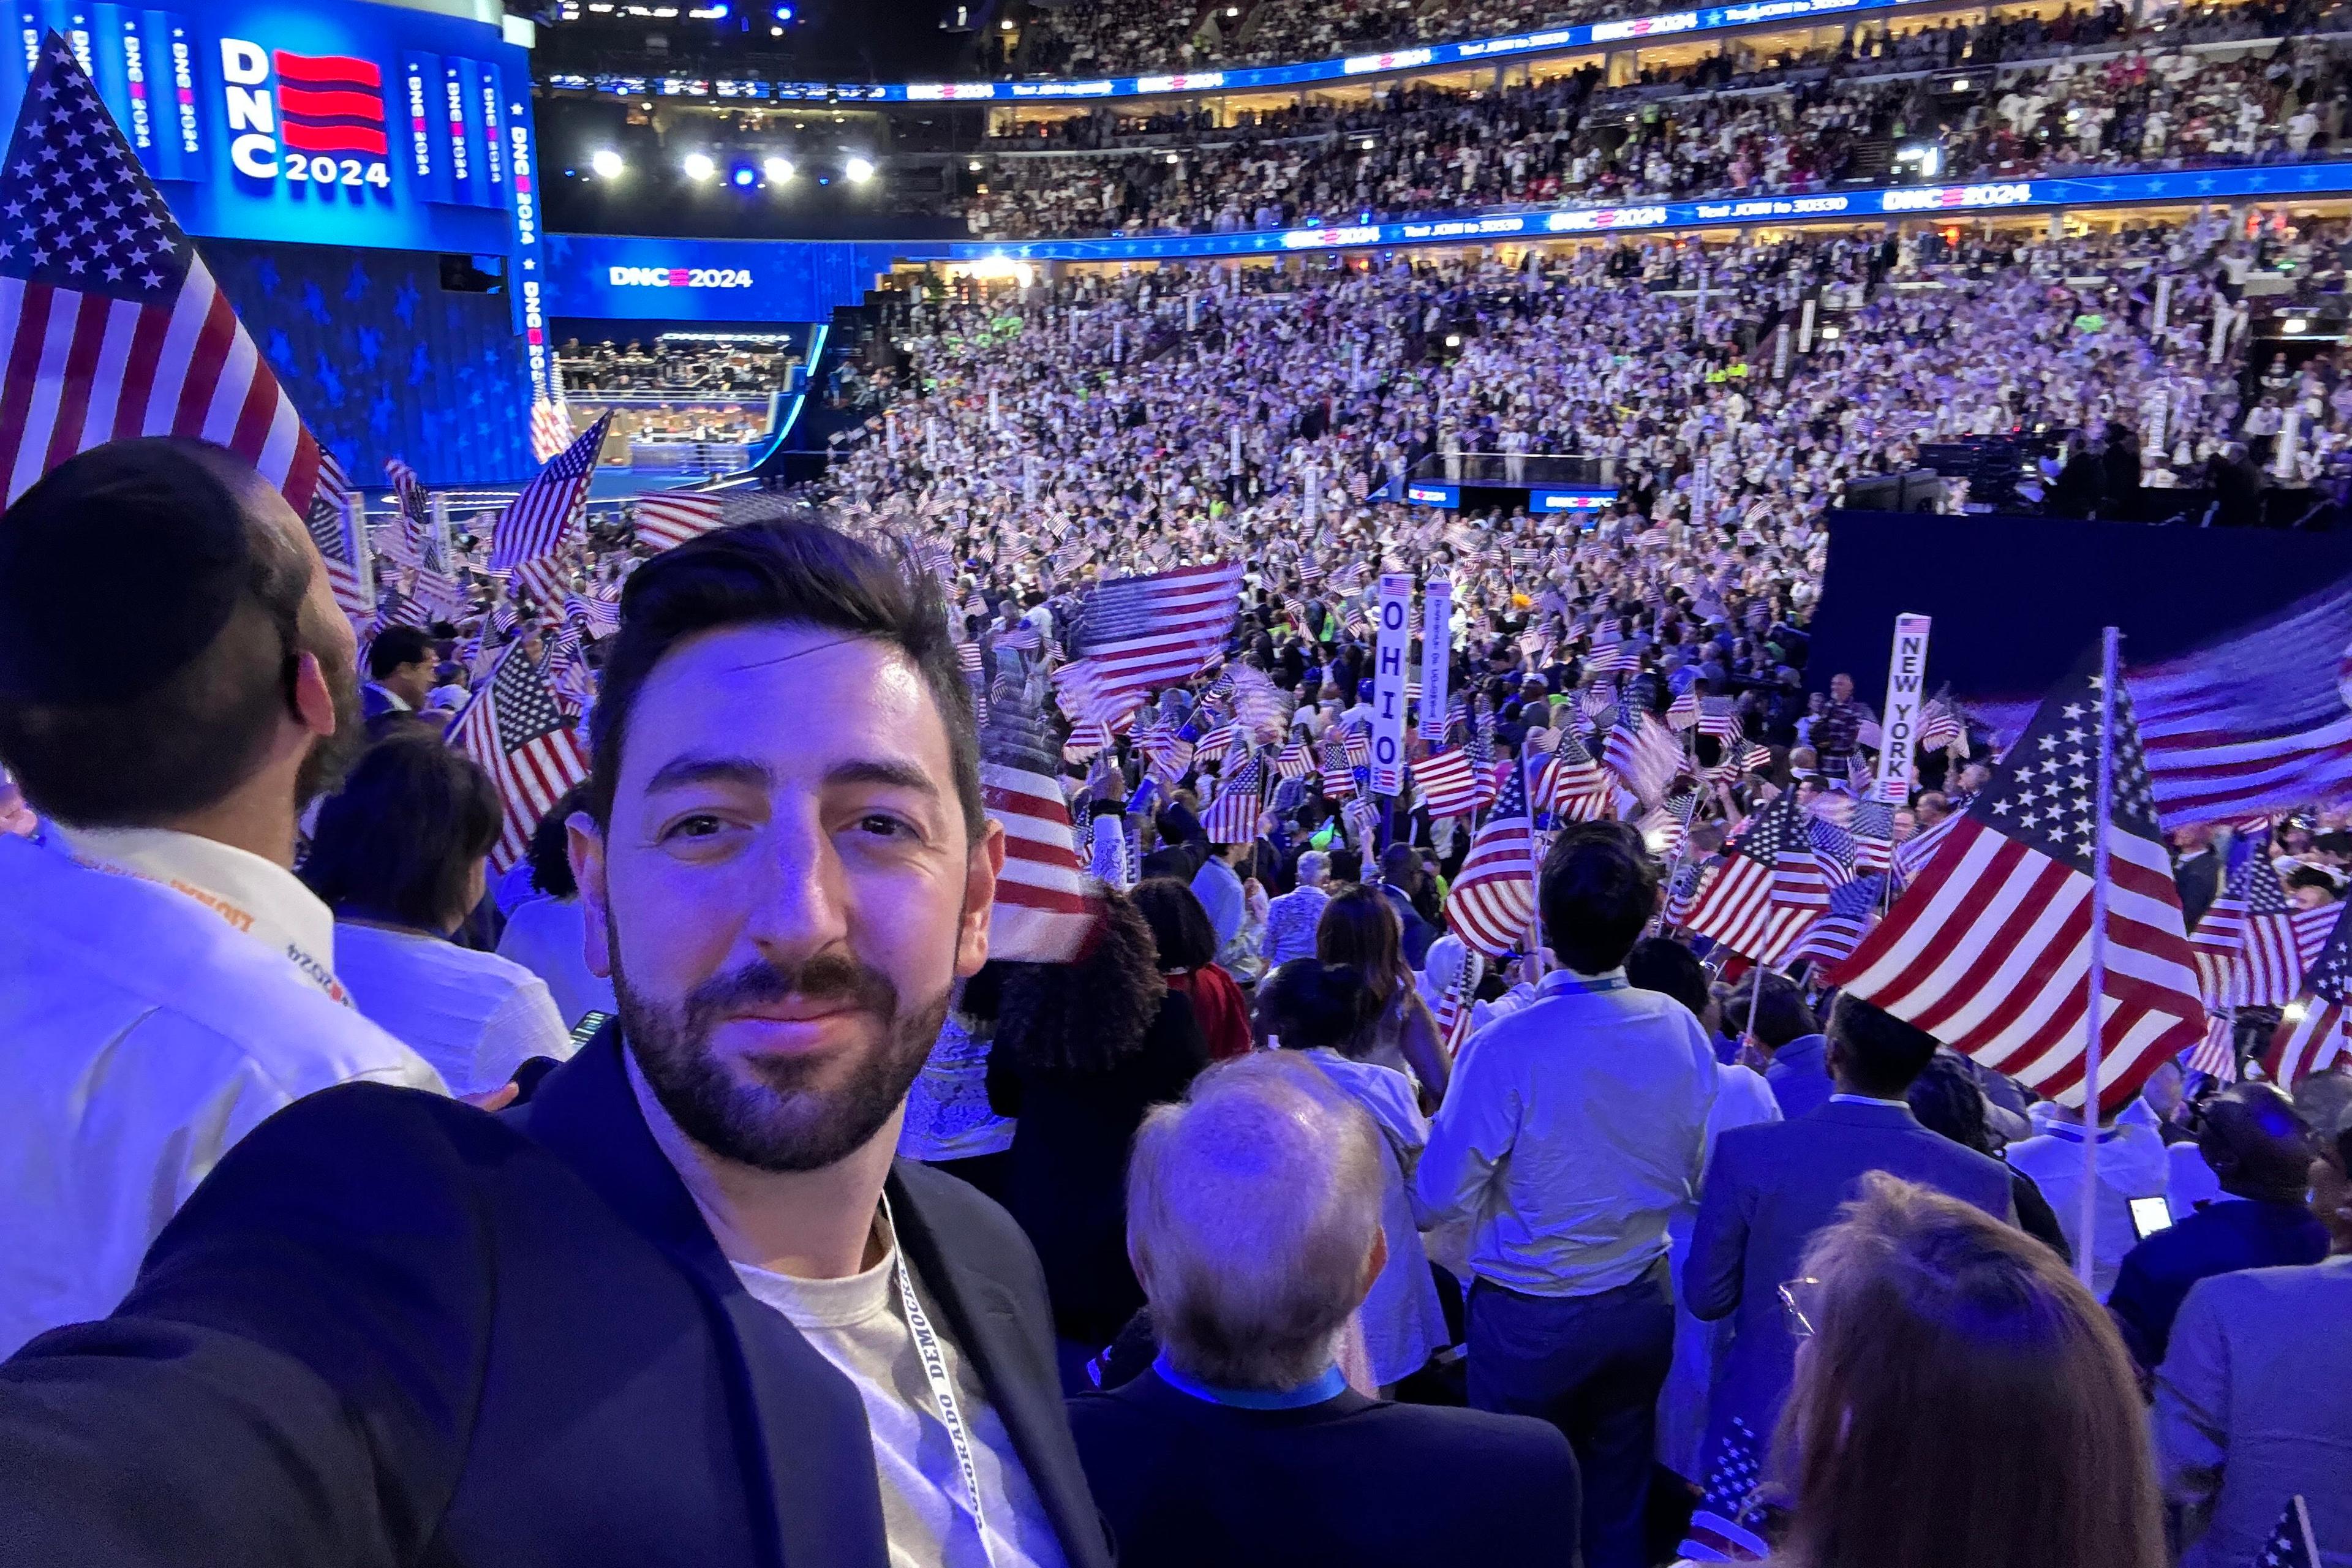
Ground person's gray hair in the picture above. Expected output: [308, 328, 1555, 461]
[1295, 850, 1332, 886]
[1127, 1054, 1385, 1390]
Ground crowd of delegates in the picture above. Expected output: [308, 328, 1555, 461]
[1010, 0, 2338, 78]
[963, 21, 2352, 239]
[554, 336, 799, 394]
[0, 209, 2349, 1566]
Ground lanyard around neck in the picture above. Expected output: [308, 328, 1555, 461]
[878, 1193, 996, 1564]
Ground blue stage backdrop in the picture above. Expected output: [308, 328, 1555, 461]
[204, 238, 535, 486]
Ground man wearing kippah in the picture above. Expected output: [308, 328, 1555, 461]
[0, 437, 444, 1357]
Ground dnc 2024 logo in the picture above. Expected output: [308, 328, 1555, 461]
[219, 40, 392, 193]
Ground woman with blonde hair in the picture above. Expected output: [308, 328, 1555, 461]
[1763, 1172, 2164, 1568]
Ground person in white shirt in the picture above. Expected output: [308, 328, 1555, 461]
[1419, 822, 1717, 1568]
[2006, 1104, 2172, 1298]
[495, 780, 622, 1030]
[0, 438, 445, 1357]
[300, 733, 574, 1096]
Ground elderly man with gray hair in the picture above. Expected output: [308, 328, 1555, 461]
[1259, 848, 1333, 968]
[1066, 1054, 1577, 1568]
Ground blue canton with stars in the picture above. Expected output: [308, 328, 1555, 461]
[1971, 644, 2162, 873]
[0, 37, 190, 300]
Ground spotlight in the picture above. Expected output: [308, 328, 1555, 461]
[1000, 15, 1015, 26]
[770, 23, 783, 32]
[2284, 317, 2309, 335]
[682, 151, 715, 181]
[590, 148, 624, 178]
[967, 158, 982, 172]
[731, 164, 756, 186]
[765, 155, 795, 182]
[844, 155, 875, 183]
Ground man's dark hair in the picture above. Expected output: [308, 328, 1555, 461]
[526, 781, 592, 899]
[1826, 992, 1942, 1099]
[1722, 970, 1817, 1050]
[0, 439, 313, 825]
[2285, 864, 2341, 899]
[1379, 842, 1422, 888]
[1133, 875, 1220, 971]
[1907, 1054, 1992, 1153]
[586, 516, 980, 839]
[366, 625, 435, 682]
[1537, 821, 1658, 974]
[1625, 935, 1710, 1021]
[301, 734, 501, 932]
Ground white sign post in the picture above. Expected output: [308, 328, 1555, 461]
[1872, 613, 1934, 806]
[1373, 573, 1414, 796]
[1419, 578, 1453, 741]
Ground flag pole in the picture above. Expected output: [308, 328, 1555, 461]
[2078, 625, 2122, 1290]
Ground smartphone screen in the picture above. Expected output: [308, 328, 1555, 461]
[2128, 1196, 2174, 1241]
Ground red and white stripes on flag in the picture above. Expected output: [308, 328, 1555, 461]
[1682, 791, 1832, 966]
[1447, 765, 1536, 959]
[448, 643, 590, 873]
[981, 762, 1099, 963]
[489, 412, 612, 575]
[2263, 898, 2352, 1088]
[2186, 1012, 2238, 1083]
[530, 393, 576, 464]
[0, 37, 336, 516]
[636, 490, 726, 553]
[1834, 648, 2205, 1109]
[1410, 747, 1482, 820]
[1053, 560, 1242, 725]
[1200, 753, 1264, 845]
[2188, 848, 2307, 1009]
[1604, 708, 1683, 811]
[1536, 728, 1612, 821]
[301, 452, 371, 623]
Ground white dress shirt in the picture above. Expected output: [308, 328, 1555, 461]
[1417, 968, 1718, 1297]
[0, 827, 443, 1356]
[2006, 1118, 2171, 1298]
[494, 894, 619, 1028]
[334, 922, 576, 1096]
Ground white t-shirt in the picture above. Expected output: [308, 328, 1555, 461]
[333, 922, 575, 1096]
[494, 894, 619, 1029]
[731, 1218, 1068, 1568]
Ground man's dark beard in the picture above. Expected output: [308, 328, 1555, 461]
[615, 935, 949, 1173]
[293, 618, 365, 809]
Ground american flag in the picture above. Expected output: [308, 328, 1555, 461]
[1787, 875, 1888, 970]
[1663, 856, 1712, 927]
[1605, 707, 1683, 810]
[979, 675, 1099, 963]
[0, 36, 337, 514]
[1200, 752, 1264, 845]
[385, 456, 435, 563]
[1891, 808, 1962, 887]
[563, 590, 620, 642]
[1411, 747, 1482, 820]
[1193, 720, 1243, 768]
[1849, 799, 1897, 873]
[1917, 693, 1965, 753]
[374, 586, 430, 632]
[2253, 1496, 2320, 1568]
[529, 395, 576, 464]
[1585, 640, 1638, 677]
[2187, 1011, 2239, 1082]
[488, 412, 611, 575]
[635, 490, 725, 552]
[1537, 726, 1613, 822]
[1836, 646, 2205, 1108]
[1807, 814, 1858, 891]
[1317, 735, 1358, 800]
[303, 453, 371, 622]
[1698, 696, 1746, 741]
[1676, 1418, 1770, 1562]
[1638, 790, 1700, 859]
[1054, 560, 1242, 725]
[1273, 739, 1314, 779]
[956, 641, 987, 725]
[2264, 899, 2352, 1088]
[1667, 688, 1702, 730]
[1431, 948, 1485, 1055]
[2128, 575, 2352, 825]
[449, 642, 590, 872]
[1061, 717, 1112, 764]
[1136, 723, 1194, 786]
[1683, 791, 1831, 965]
[2190, 845, 2306, 1008]
[1342, 728, 1372, 771]
[1447, 764, 1536, 959]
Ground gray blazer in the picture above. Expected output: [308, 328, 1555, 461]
[2156, 1255, 2352, 1568]
[1683, 1098, 2015, 1470]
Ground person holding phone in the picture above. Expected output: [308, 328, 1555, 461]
[2106, 1082, 2330, 1374]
